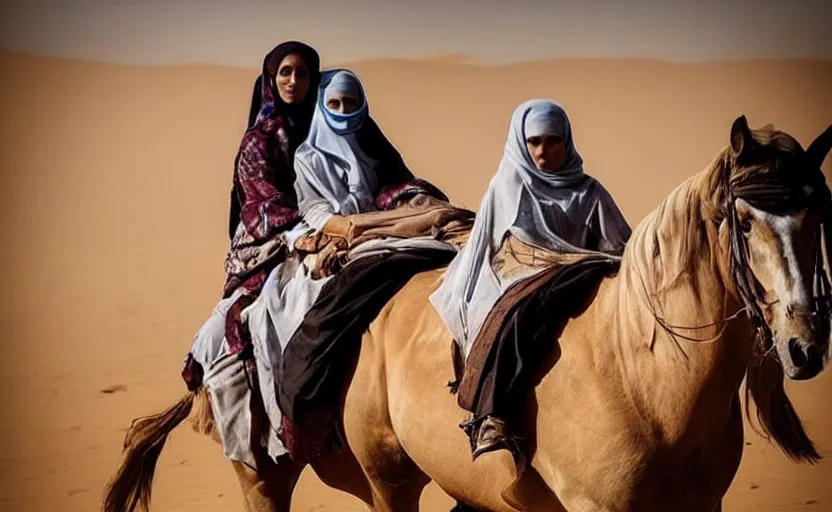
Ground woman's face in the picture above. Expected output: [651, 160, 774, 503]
[325, 92, 361, 114]
[275, 53, 310, 104]
[526, 135, 566, 173]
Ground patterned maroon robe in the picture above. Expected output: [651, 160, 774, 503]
[181, 41, 321, 391]
[180, 118, 303, 390]
[221, 118, 304, 357]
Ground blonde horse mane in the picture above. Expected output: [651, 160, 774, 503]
[620, 124, 821, 463]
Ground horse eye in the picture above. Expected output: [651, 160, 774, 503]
[739, 218, 752, 233]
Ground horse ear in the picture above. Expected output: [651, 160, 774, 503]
[730, 115, 753, 157]
[806, 124, 832, 169]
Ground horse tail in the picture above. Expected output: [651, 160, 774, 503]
[102, 391, 195, 512]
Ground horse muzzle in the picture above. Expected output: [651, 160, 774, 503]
[778, 336, 826, 380]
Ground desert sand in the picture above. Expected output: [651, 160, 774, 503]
[0, 50, 830, 511]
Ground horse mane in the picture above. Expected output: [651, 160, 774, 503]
[621, 124, 820, 463]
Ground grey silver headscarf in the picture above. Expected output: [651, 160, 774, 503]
[429, 99, 631, 356]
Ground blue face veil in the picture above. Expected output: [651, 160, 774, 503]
[320, 70, 366, 133]
[291, 69, 381, 229]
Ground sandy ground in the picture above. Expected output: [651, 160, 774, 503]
[0, 50, 830, 511]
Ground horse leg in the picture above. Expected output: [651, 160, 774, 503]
[342, 411, 431, 512]
[342, 359, 431, 511]
[355, 443, 482, 512]
[365, 467, 431, 512]
[232, 385, 304, 510]
[230, 361, 307, 512]
[316, 447, 479, 512]
[311, 447, 375, 507]
[231, 455, 304, 512]
[194, 372, 306, 512]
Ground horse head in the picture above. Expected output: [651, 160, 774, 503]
[718, 117, 832, 382]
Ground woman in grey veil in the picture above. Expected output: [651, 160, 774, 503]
[430, 98, 632, 460]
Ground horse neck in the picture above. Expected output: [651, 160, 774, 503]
[609, 165, 754, 439]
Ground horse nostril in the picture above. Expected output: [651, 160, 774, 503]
[788, 338, 809, 367]
[804, 344, 820, 364]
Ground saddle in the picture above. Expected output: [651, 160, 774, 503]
[453, 236, 621, 413]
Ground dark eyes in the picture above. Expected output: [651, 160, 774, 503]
[279, 66, 308, 77]
[526, 136, 563, 146]
[327, 97, 358, 110]
[739, 217, 752, 233]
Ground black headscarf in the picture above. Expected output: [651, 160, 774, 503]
[250, 41, 321, 136]
[246, 75, 263, 129]
[229, 41, 322, 240]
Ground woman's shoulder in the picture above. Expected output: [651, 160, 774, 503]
[239, 114, 289, 144]
[578, 171, 601, 187]
[293, 143, 327, 177]
[579, 172, 613, 198]
[293, 141, 318, 164]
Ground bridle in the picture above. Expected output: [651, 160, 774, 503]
[721, 151, 832, 352]
[641, 148, 832, 350]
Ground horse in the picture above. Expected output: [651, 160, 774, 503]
[333, 116, 832, 511]
[102, 116, 832, 512]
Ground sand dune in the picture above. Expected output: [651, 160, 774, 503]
[0, 50, 830, 511]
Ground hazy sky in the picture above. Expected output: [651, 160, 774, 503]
[1, 0, 830, 67]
